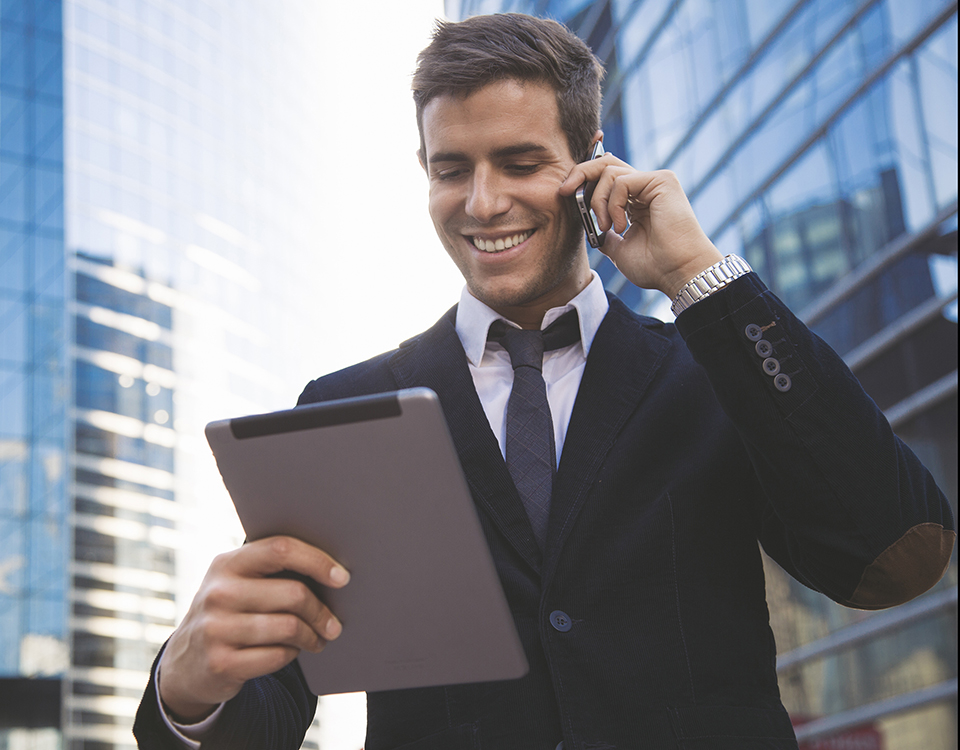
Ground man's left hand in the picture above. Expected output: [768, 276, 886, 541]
[559, 155, 723, 300]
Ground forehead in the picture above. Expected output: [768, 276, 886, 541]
[422, 78, 570, 160]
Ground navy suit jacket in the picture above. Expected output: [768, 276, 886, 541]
[134, 275, 954, 749]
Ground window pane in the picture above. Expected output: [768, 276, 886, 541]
[915, 16, 959, 209]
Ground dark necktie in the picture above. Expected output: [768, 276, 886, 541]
[488, 310, 580, 549]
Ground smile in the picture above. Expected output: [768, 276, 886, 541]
[471, 230, 534, 253]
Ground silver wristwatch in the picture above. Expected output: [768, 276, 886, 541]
[670, 254, 752, 317]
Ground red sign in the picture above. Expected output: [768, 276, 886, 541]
[792, 716, 883, 750]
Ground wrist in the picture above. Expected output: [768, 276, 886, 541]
[158, 663, 219, 724]
[659, 247, 724, 301]
[669, 254, 752, 317]
[162, 695, 219, 725]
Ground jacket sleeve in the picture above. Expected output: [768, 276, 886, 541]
[675, 273, 955, 609]
[134, 644, 317, 750]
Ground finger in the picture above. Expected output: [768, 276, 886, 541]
[589, 166, 635, 232]
[608, 174, 641, 234]
[220, 611, 339, 653]
[203, 577, 343, 641]
[558, 152, 628, 195]
[626, 196, 650, 227]
[596, 229, 624, 266]
[229, 645, 304, 683]
[201, 643, 304, 694]
[229, 535, 351, 589]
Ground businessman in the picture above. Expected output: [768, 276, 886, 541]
[135, 13, 955, 750]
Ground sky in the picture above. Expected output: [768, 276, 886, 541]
[308, 0, 462, 380]
[167, 3, 454, 746]
[309, 2, 451, 746]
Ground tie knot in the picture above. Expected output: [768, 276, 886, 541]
[498, 327, 544, 371]
[488, 310, 580, 372]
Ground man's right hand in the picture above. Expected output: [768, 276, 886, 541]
[157, 536, 350, 723]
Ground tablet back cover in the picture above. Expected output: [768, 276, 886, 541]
[205, 388, 528, 695]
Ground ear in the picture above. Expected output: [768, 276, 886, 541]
[593, 130, 604, 146]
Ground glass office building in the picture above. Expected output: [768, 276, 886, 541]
[448, 0, 959, 747]
[2, 0, 328, 747]
[1, 0, 70, 747]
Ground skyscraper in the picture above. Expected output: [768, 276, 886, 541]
[1, 0, 69, 747]
[445, 1, 958, 747]
[2, 0, 329, 747]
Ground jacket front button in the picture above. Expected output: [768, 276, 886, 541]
[549, 610, 572, 632]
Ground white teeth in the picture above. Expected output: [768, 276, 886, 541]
[472, 231, 532, 253]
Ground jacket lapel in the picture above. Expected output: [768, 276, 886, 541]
[544, 296, 672, 580]
[388, 307, 543, 573]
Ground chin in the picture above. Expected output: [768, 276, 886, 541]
[468, 277, 554, 312]
[466, 284, 523, 310]
[459, 225, 587, 312]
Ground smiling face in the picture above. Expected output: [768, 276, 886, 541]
[421, 79, 592, 328]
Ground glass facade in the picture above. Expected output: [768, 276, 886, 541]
[63, 0, 329, 746]
[3, 0, 329, 747]
[449, 0, 959, 747]
[1, 0, 70, 746]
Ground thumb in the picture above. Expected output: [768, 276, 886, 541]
[597, 229, 624, 267]
[594, 228, 656, 292]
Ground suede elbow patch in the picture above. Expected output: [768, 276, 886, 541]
[847, 523, 956, 610]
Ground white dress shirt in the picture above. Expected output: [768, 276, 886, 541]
[160, 272, 610, 745]
[455, 271, 609, 464]
[157, 664, 223, 748]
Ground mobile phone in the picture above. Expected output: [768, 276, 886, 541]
[575, 140, 606, 248]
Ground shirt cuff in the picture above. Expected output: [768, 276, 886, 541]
[155, 663, 225, 749]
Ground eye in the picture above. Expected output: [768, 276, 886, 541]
[507, 163, 539, 175]
[434, 167, 467, 181]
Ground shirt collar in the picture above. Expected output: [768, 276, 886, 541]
[455, 271, 609, 367]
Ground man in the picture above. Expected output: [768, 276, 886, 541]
[135, 13, 955, 750]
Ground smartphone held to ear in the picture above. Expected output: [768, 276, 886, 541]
[576, 140, 606, 249]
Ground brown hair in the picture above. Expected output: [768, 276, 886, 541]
[412, 13, 604, 163]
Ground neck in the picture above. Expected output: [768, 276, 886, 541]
[490, 260, 593, 330]
[497, 306, 553, 330]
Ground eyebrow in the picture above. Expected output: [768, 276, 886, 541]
[428, 142, 549, 166]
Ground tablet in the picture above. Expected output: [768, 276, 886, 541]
[204, 387, 528, 696]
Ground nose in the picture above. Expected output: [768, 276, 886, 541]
[466, 166, 511, 223]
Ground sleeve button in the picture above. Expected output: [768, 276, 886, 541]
[755, 339, 773, 357]
[763, 358, 781, 376]
[745, 324, 763, 341]
[774, 373, 792, 392]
